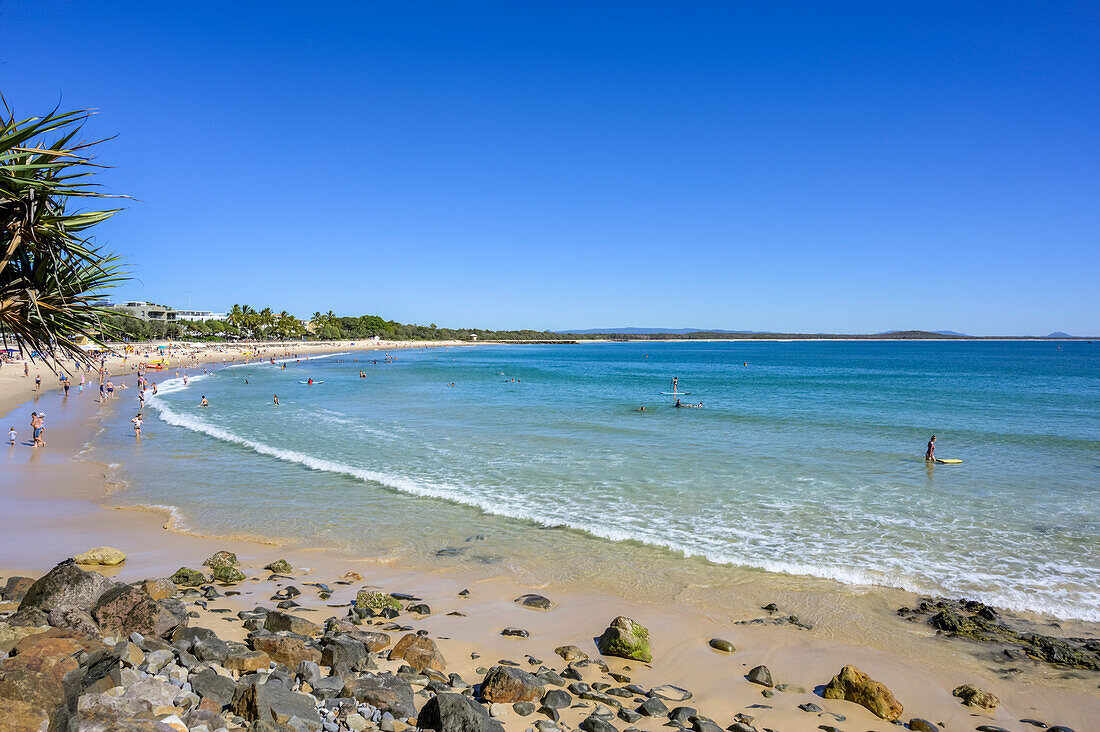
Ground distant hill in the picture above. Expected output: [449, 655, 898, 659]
[558, 327, 765, 335]
[1046, 332, 1072, 338]
[876, 329, 970, 337]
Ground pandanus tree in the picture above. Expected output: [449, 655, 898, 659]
[0, 103, 127, 363]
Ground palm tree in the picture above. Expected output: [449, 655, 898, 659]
[226, 304, 244, 329]
[0, 103, 128, 362]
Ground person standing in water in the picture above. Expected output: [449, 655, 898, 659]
[273, 394, 279, 406]
[925, 435, 936, 461]
[672, 376, 678, 393]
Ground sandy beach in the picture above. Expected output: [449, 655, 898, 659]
[1, 343, 1096, 732]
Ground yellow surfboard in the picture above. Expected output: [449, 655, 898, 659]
[935, 458, 962, 464]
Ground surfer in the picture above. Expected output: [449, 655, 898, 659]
[307, 378, 313, 385]
[672, 376, 678, 393]
[925, 435, 936, 461]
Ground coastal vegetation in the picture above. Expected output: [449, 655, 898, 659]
[0, 103, 126, 362]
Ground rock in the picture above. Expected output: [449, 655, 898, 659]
[140, 579, 177, 601]
[389, 633, 446, 671]
[554, 645, 587, 662]
[340, 673, 416, 718]
[190, 668, 238, 708]
[325, 619, 392, 651]
[47, 605, 101, 637]
[73, 547, 127, 566]
[480, 666, 545, 703]
[265, 559, 293, 574]
[974, 727, 1013, 732]
[798, 702, 823, 713]
[0, 629, 108, 724]
[513, 701, 537, 716]
[952, 683, 1000, 710]
[170, 567, 207, 587]
[320, 635, 370, 677]
[4, 607, 49, 628]
[174, 627, 230, 663]
[202, 551, 240, 569]
[0, 697, 49, 732]
[212, 566, 246, 584]
[596, 617, 652, 663]
[263, 611, 321, 637]
[225, 649, 273, 673]
[230, 677, 321, 728]
[18, 559, 119, 612]
[253, 634, 322, 669]
[692, 718, 723, 732]
[708, 638, 735, 653]
[580, 715, 618, 732]
[648, 685, 691, 702]
[541, 688, 572, 709]
[822, 665, 903, 721]
[355, 591, 402, 612]
[0, 578, 35, 603]
[669, 706, 697, 724]
[515, 594, 553, 610]
[92, 585, 182, 639]
[418, 692, 505, 732]
[0, 623, 48, 654]
[745, 665, 772, 687]
[636, 697, 668, 717]
[618, 708, 642, 724]
[908, 719, 938, 732]
[502, 628, 530, 638]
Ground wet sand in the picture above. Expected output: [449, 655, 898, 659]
[1, 349, 1097, 731]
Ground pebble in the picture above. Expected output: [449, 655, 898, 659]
[708, 638, 735, 653]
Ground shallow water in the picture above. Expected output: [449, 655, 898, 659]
[94, 341, 1099, 621]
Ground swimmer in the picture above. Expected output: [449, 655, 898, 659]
[200, 396, 209, 407]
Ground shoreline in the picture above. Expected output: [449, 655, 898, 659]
[1, 344, 1097, 731]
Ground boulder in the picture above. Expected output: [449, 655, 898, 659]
[46, 605, 101, 637]
[320, 635, 369, 677]
[73, 547, 127, 566]
[822, 665, 903, 721]
[224, 649, 272, 673]
[745, 665, 772, 687]
[514, 594, 553, 610]
[0, 629, 107, 723]
[190, 668, 239, 708]
[388, 632, 446, 671]
[908, 719, 938, 732]
[1, 577, 35, 603]
[952, 683, 1000, 710]
[169, 567, 207, 587]
[264, 559, 293, 574]
[5, 607, 49, 627]
[596, 616, 652, 663]
[0, 622, 49, 654]
[202, 550, 240, 569]
[263, 611, 321, 637]
[140, 578, 177, 601]
[554, 645, 588, 661]
[92, 585, 181, 639]
[355, 590, 402, 612]
[325, 621, 391, 651]
[0, 697, 49, 732]
[340, 673, 416, 717]
[480, 665, 545, 703]
[230, 677, 321, 728]
[212, 566, 246, 584]
[254, 634, 322, 669]
[18, 560, 118, 612]
[418, 692, 505, 732]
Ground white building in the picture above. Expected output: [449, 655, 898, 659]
[174, 309, 228, 322]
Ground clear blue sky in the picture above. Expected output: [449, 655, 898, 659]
[3, 2, 1097, 335]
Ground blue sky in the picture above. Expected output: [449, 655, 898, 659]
[3, 2, 1097, 334]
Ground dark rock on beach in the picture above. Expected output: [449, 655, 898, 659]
[822, 665, 903, 721]
[18, 560, 118, 613]
[419, 692, 505, 732]
[480, 665, 545, 703]
[745, 665, 772, 687]
[597, 617, 652, 663]
[515, 594, 553, 610]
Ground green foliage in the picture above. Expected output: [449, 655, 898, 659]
[0, 102, 128, 362]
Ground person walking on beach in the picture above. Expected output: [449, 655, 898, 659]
[8, 426, 16, 445]
[30, 412, 44, 447]
[34, 373, 41, 392]
[925, 435, 936, 461]
[106, 380, 114, 400]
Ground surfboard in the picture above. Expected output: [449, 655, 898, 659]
[299, 381, 324, 384]
[660, 391, 691, 395]
[935, 458, 962, 464]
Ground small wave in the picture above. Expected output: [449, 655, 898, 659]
[143, 399, 1100, 622]
[225, 351, 350, 368]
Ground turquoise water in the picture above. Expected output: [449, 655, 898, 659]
[97, 341, 1099, 620]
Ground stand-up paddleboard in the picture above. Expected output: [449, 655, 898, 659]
[660, 391, 691, 395]
[299, 381, 324, 384]
[935, 458, 962, 464]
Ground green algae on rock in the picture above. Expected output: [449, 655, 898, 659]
[170, 567, 207, 586]
[596, 616, 652, 663]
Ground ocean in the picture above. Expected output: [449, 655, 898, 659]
[93, 341, 1099, 622]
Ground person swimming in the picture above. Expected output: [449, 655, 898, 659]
[200, 396, 209, 407]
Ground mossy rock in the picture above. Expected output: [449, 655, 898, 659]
[171, 567, 207, 587]
[264, 559, 293, 574]
[212, 566, 246, 584]
[202, 550, 240, 569]
[355, 590, 402, 612]
[597, 616, 652, 663]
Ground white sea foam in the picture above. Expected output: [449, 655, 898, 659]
[145, 396, 1100, 622]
